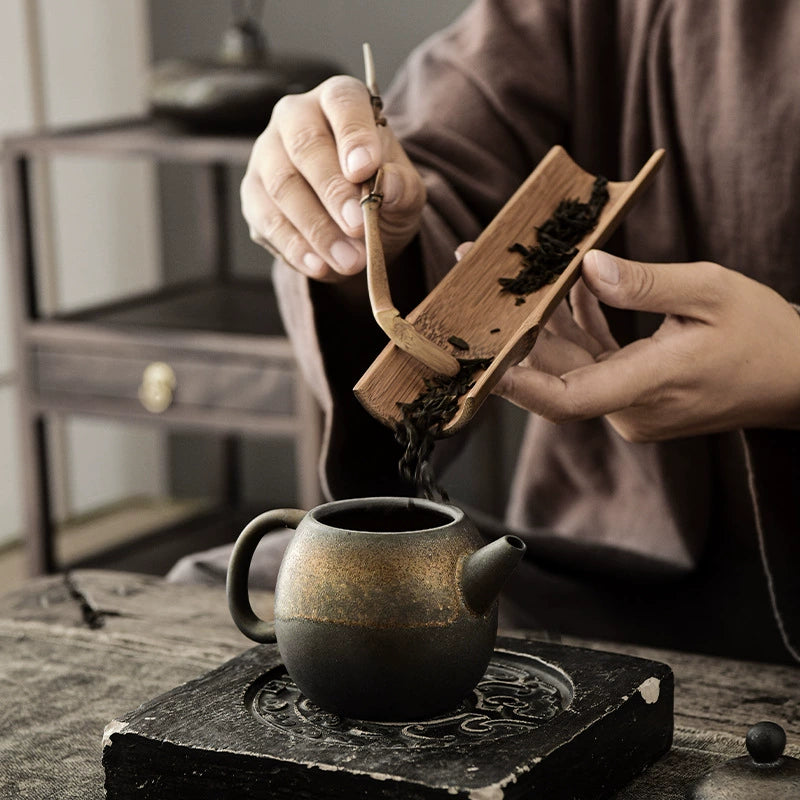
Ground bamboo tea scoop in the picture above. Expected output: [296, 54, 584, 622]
[360, 43, 460, 377]
[354, 145, 665, 434]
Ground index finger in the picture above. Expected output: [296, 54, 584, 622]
[495, 338, 667, 423]
[317, 76, 384, 182]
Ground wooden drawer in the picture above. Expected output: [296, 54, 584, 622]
[30, 337, 299, 425]
[23, 281, 313, 436]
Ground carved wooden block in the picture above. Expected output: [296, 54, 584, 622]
[103, 637, 673, 799]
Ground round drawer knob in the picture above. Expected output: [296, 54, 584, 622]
[138, 362, 177, 414]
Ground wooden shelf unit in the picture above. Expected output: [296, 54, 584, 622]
[3, 118, 322, 575]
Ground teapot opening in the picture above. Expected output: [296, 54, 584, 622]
[316, 502, 454, 533]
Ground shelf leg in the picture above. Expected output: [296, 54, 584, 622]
[22, 416, 57, 575]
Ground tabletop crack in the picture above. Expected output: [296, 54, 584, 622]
[63, 571, 123, 629]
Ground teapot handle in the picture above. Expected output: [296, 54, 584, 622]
[226, 508, 306, 643]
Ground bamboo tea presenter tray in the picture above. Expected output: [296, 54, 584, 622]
[355, 145, 664, 434]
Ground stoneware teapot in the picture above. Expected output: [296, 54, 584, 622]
[226, 496, 526, 721]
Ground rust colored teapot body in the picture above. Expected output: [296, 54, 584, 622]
[227, 497, 525, 721]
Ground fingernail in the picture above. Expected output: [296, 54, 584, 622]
[454, 242, 473, 262]
[346, 146, 372, 175]
[303, 252, 326, 276]
[331, 240, 360, 272]
[341, 197, 363, 229]
[589, 250, 619, 285]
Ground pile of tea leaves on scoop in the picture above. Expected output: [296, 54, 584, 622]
[394, 176, 610, 500]
[498, 175, 609, 300]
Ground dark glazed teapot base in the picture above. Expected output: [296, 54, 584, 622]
[276, 612, 498, 721]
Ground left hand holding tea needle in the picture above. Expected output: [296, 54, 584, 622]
[493, 250, 800, 441]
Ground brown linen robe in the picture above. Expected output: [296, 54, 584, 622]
[271, 0, 800, 664]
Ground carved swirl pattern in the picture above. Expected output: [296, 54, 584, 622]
[249, 652, 567, 749]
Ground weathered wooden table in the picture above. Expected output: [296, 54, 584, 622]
[0, 570, 797, 798]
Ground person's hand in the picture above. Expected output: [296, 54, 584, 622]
[492, 250, 800, 441]
[240, 75, 426, 282]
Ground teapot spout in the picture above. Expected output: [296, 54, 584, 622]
[460, 535, 526, 616]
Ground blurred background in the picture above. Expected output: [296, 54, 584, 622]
[0, 0, 523, 587]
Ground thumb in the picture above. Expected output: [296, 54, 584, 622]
[582, 250, 720, 320]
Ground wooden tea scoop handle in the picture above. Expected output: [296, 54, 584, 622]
[361, 171, 460, 376]
[360, 44, 460, 377]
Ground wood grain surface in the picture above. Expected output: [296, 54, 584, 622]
[355, 146, 664, 434]
[1, 571, 797, 800]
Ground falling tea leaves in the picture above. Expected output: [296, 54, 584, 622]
[395, 357, 492, 501]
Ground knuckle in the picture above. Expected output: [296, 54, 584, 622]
[336, 118, 374, 150]
[248, 129, 271, 161]
[263, 165, 302, 204]
[304, 212, 337, 247]
[696, 261, 729, 303]
[240, 167, 255, 195]
[260, 211, 287, 243]
[269, 92, 302, 124]
[248, 203, 288, 249]
[318, 172, 353, 207]
[319, 75, 365, 106]
[245, 202, 317, 273]
[281, 230, 307, 264]
[285, 124, 330, 161]
[627, 262, 657, 304]
[239, 169, 260, 213]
